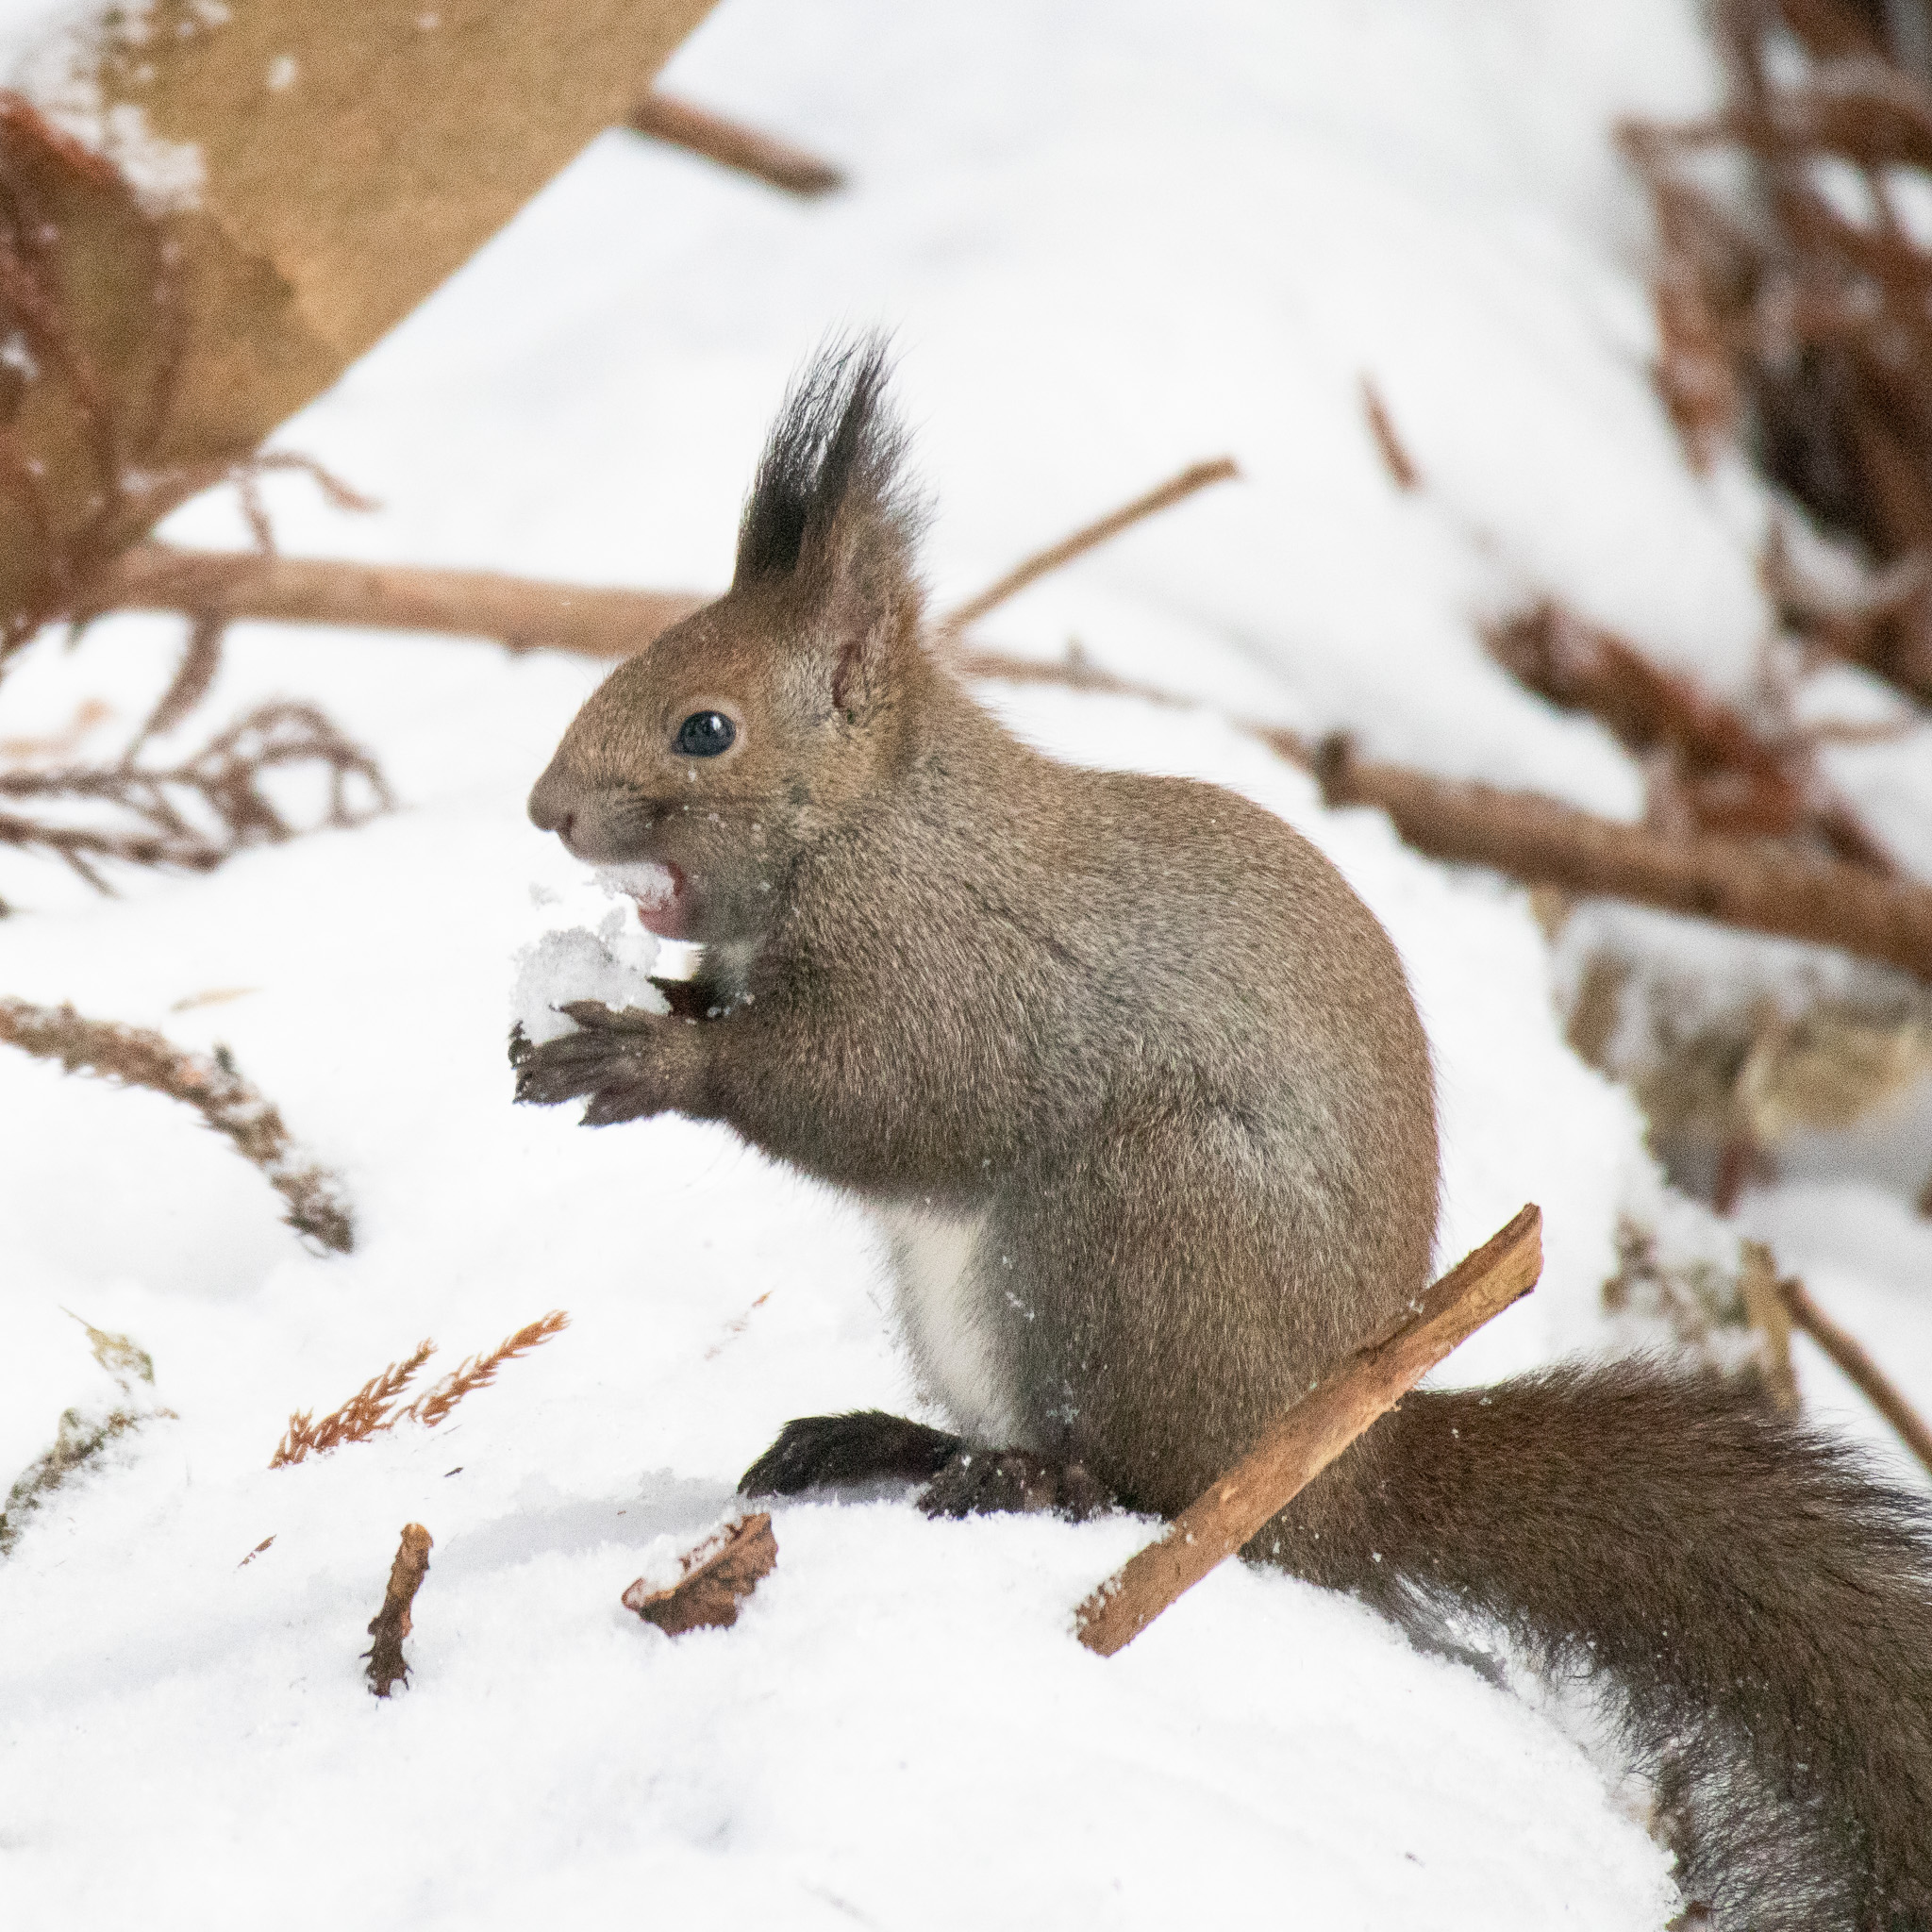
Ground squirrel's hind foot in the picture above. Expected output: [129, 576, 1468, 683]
[917, 1446, 1108, 1522]
[738, 1409, 962, 1496]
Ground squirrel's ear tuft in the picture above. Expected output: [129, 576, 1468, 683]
[734, 336, 925, 711]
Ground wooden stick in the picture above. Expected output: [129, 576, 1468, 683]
[365, 1523, 433, 1698]
[92, 542, 707, 657]
[1780, 1273, 1932, 1478]
[941, 458, 1240, 632]
[1316, 739, 1932, 984]
[1074, 1205, 1543, 1657]
[629, 92, 843, 197]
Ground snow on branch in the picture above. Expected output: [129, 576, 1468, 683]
[0, 997, 355, 1251]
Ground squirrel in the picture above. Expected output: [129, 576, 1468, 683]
[514, 341, 1932, 1927]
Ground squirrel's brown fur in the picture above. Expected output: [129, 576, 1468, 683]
[518, 341, 1932, 1926]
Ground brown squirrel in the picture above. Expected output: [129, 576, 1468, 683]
[515, 342, 1932, 1927]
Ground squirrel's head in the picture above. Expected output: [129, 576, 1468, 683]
[528, 340, 927, 944]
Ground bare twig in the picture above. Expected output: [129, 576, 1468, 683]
[1360, 377, 1420, 490]
[628, 92, 843, 196]
[622, 1513, 777, 1634]
[1486, 600, 1900, 871]
[365, 1524, 432, 1697]
[0, 998, 354, 1251]
[1622, 6, 1932, 709]
[0, 699, 391, 893]
[89, 542, 707, 659]
[942, 458, 1240, 633]
[1315, 738, 1932, 982]
[1780, 1272, 1932, 1479]
[1074, 1206, 1542, 1657]
[1739, 1240, 1801, 1414]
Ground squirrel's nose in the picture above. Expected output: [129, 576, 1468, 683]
[527, 761, 585, 853]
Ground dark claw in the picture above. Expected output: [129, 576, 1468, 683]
[511, 1024, 648, 1108]
[918, 1448, 1108, 1522]
[739, 1411, 964, 1496]
[578, 1081, 658, 1126]
[557, 999, 664, 1033]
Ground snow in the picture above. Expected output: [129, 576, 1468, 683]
[2, 0, 1929, 1925]
[511, 874, 667, 1048]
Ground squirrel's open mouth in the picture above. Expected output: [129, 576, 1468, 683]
[598, 859, 688, 939]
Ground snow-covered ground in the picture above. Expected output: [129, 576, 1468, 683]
[4, 2, 1931, 1925]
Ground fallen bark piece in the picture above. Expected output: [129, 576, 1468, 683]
[365, 1523, 432, 1698]
[629, 92, 843, 196]
[1780, 1274, 1932, 1479]
[1315, 739, 1932, 984]
[623, 1513, 777, 1635]
[1074, 1205, 1542, 1657]
[92, 543, 708, 658]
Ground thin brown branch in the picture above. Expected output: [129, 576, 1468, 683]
[1360, 377, 1420, 490]
[1074, 1205, 1542, 1657]
[1486, 599, 1900, 870]
[0, 998, 355, 1252]
[628, 92, 843, 197]
[1780, 1272, 1932, 1478]
[0, 699, 391, 894]
[1739, 1240, 1801, 1414]
[942, 458, 1240, 633]
[365, 1523, 432, 1697]
[89, 542, 708, 659]
[1315, 738, 1932, 982]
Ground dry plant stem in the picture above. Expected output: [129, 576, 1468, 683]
[271, 1340, 435, 1469]
[1739, 1240, 1800, 1414]
[1074, 1205, 1543, 1657]
[391, 1311, 571, 1430]
[941, 458, 1240, 633]
[1359, 377, 1420, 490]
[1316, 740, 1932, 983]
[93, 542, 707, 658]
[1780, 1273, 1932, 1479]
[0, 997, 354, 1251]
[628, 92, 842, 195]
[365, 1523, 432, 1697]
[0, 700, 390, 892]
[269, 1312, 569, 1468]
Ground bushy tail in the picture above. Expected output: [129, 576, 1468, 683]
[1306, 1364, 1932, 1928]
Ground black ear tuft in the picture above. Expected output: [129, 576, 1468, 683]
[733, 335, 920, 593]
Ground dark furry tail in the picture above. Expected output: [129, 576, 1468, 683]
[1286, 1364, 1932, 1928]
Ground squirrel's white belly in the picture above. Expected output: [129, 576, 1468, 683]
[869, 1200, 1020, 1444]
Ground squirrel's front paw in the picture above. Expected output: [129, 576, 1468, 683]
[509, 1003, 687, 1124]
[918, 1447, 1108, 1522]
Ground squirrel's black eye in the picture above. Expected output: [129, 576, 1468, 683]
[674, 710, 736, 758]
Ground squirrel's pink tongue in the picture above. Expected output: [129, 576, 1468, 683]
[618, 860, 686, 938]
